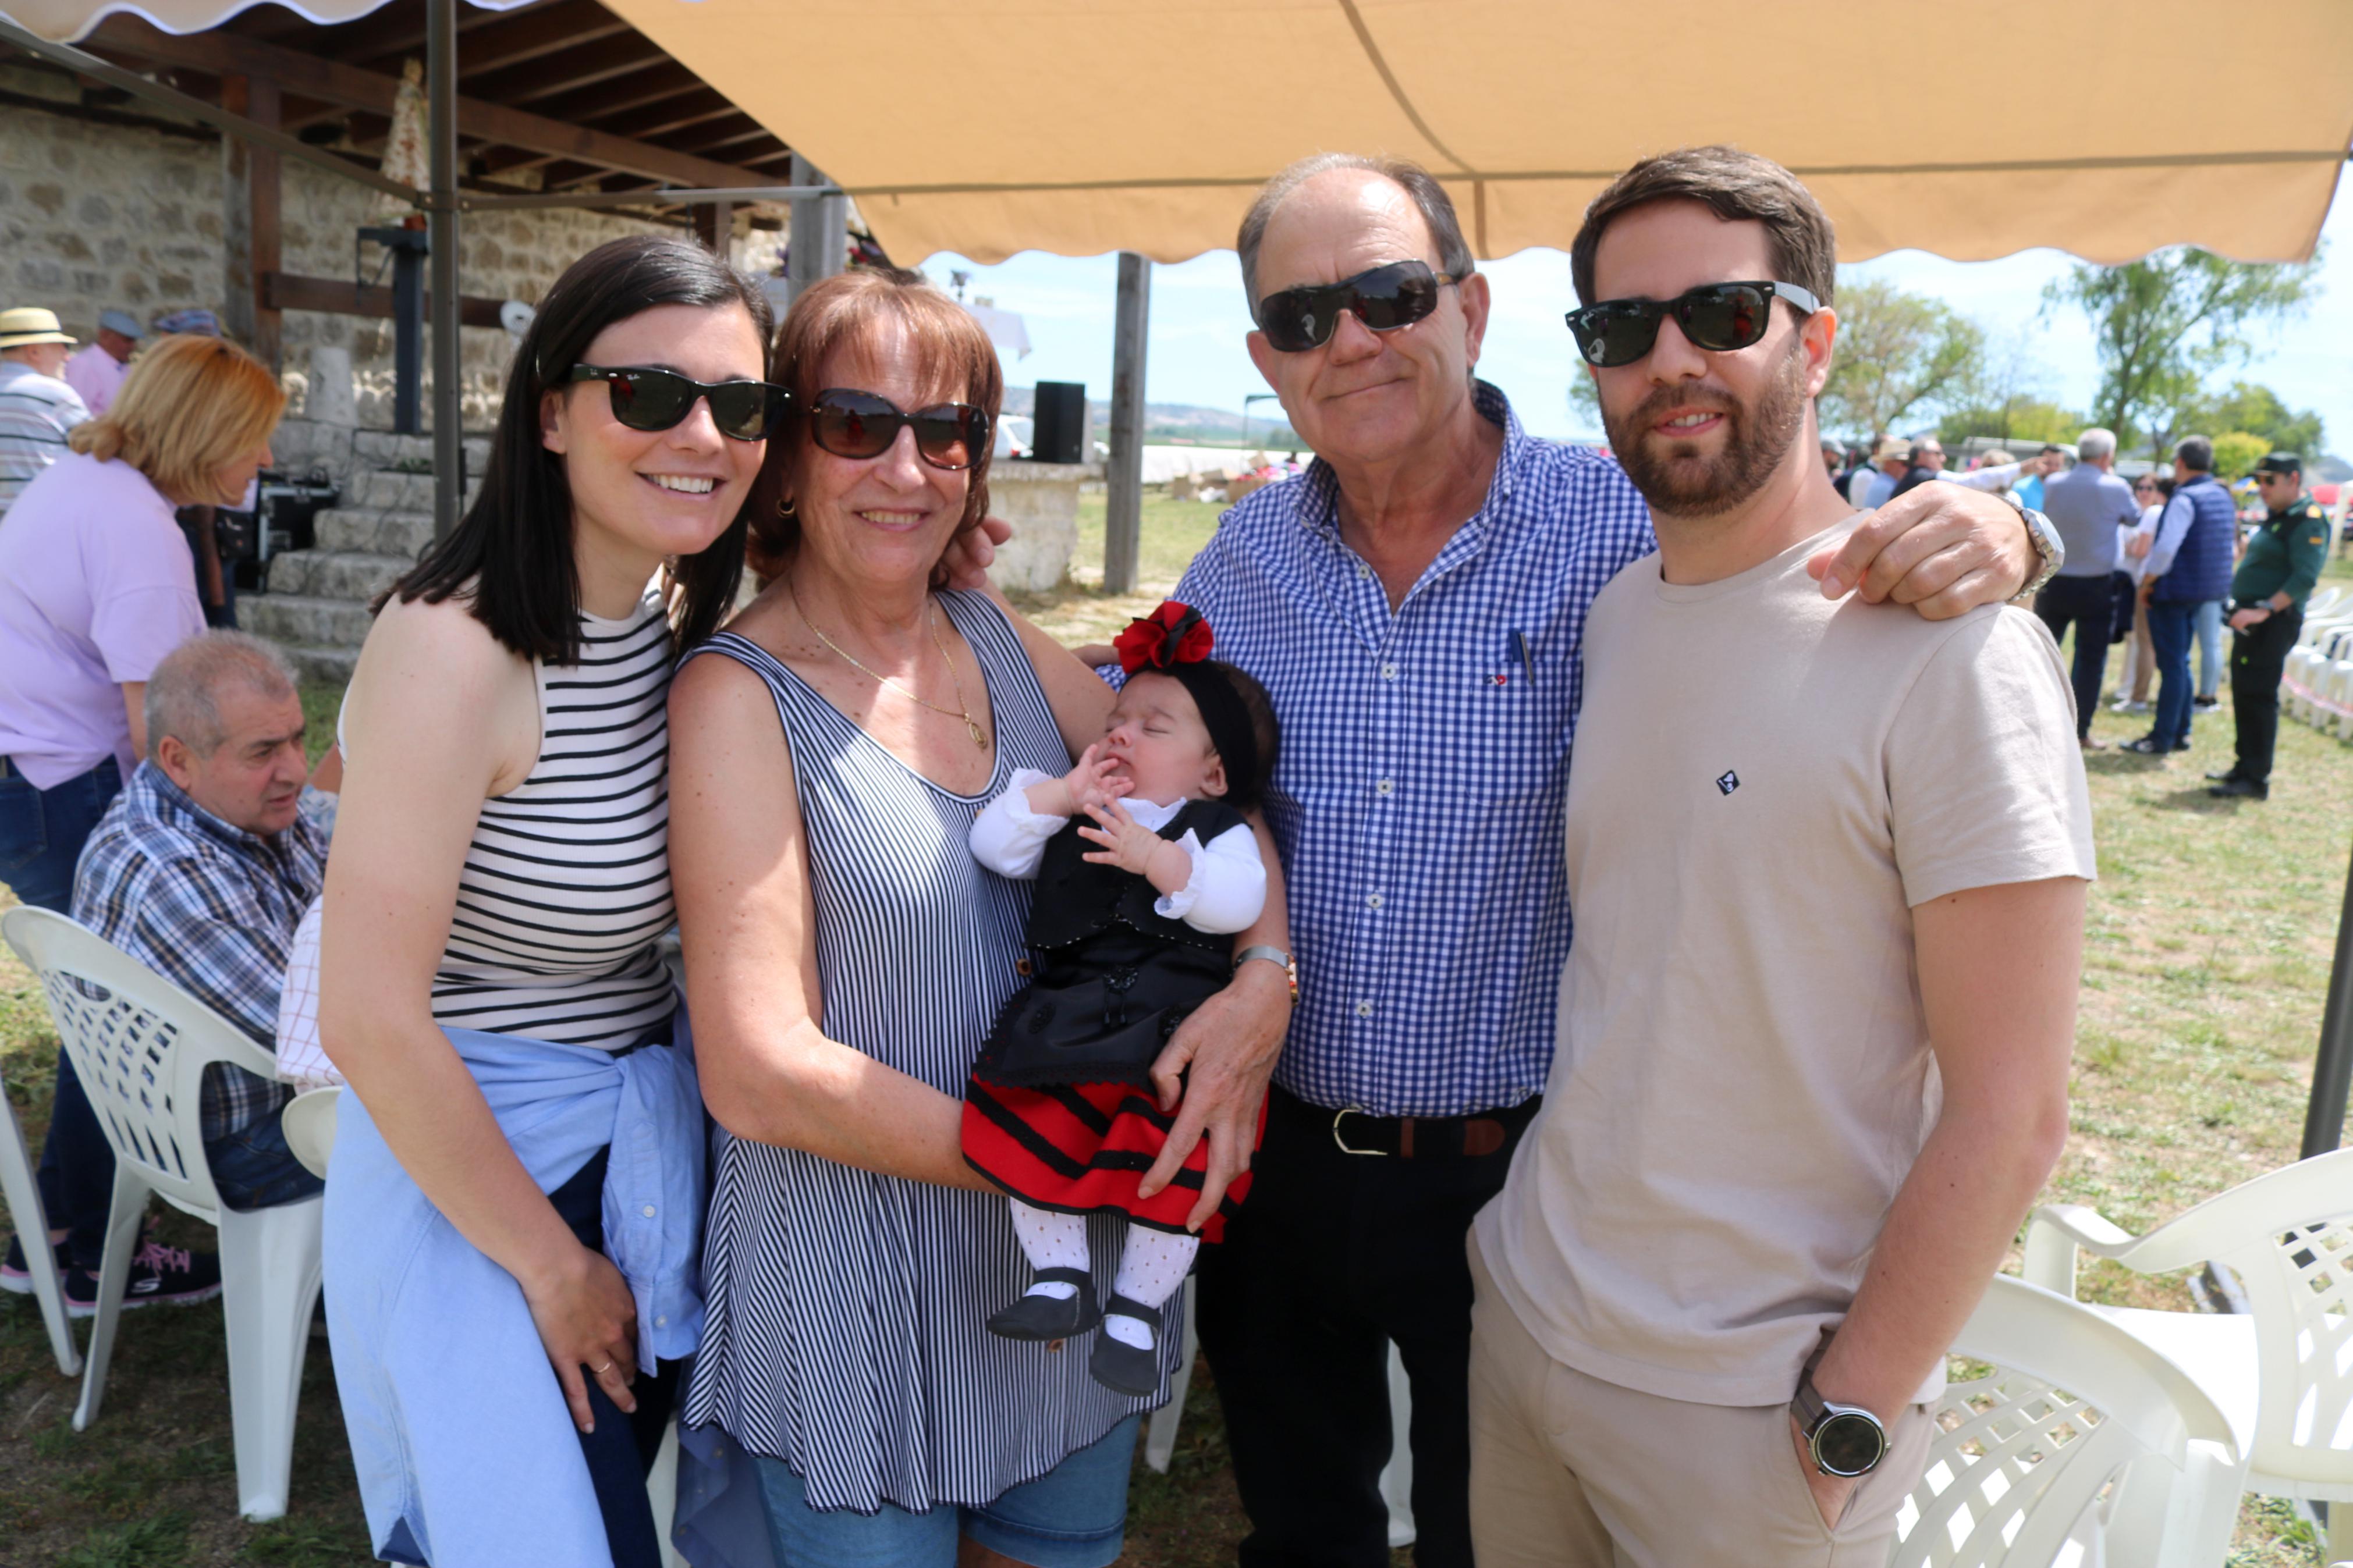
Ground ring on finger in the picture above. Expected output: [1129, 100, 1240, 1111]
[593, 1359, 615, 1375]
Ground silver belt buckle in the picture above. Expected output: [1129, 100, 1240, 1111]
[1332, 1106, 1386, 1157]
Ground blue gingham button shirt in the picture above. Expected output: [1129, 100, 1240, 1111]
[1174, 382, 1656, 1117]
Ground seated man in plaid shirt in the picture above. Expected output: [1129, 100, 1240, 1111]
[9, 632, 325, 1314]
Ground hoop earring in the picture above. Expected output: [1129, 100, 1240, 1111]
[776, 496, 798, 520]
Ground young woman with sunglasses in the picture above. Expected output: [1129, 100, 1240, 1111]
[317, 234, 778, 1566]
[668, 266, 1289, 1566]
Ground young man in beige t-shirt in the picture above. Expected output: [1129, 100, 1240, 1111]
[1467, 147, 2094, 1567]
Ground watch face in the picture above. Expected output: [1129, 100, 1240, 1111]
[1814, 1411, 1885, 1477]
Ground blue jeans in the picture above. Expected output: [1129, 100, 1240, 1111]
[2195, 598, 2224, 699]
[756, 1416, 1140, 1568]
[0, 755, 122, 913]
[204, 1110, 325, 1212]
[4, 758, 124, 1270]
[2145, 599, 2202, 750]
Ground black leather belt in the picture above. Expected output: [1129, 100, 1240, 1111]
[1272, 1082, 1539, 1160]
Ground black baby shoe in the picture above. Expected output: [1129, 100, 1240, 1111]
[1088, 1294, 1163, 1397]
[986, 1267, 1102, 1341]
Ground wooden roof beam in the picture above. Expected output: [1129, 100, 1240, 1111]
[85, 16, 766, 190]
[526, 61, 700, 125]
[588, 87, 737, 141]
[464, 33, 668, 107]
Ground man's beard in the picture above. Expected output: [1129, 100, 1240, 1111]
[1601, 338, 1810, 517]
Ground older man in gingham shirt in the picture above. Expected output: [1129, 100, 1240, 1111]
[1144, 153, 2053, 1568]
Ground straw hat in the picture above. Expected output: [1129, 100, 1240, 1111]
[0, 307, 76, 350]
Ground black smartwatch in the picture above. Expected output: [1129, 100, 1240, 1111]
[1791, 1369, 1887, 1478]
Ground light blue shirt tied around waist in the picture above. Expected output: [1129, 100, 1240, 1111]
[322, 1015, 708, 1568]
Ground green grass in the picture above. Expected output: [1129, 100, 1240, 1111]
[1, 530, 2348, 1564]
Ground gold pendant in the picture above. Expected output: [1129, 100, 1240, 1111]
[968, 717, 990, 750]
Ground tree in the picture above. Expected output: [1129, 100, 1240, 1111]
[1818, 279, 1985, 443]
[2180, 380, 2325, 458]
[1939, 399, 2088, 449]
[1936, 333, 2082, 447]
[2045, 247, 2323, 461]
[2210, 432, 2270, 481]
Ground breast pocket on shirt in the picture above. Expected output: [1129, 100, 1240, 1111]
[1447, 665, 1571, 808]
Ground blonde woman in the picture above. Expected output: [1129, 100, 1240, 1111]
[0, 330, 283, 1311]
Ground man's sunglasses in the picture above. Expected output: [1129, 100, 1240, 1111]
[807, 388, 990, 472]
[1563, 280, 1821, 368]
[1255, 259, 1458, 353]
[567, 365, 787, 442]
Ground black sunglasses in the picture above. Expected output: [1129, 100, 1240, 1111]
[807, 388, 989, 472]
[567, 365, 787, 442]
[1255, 259, 1459, 353]
[1564, 280, 1821, 368]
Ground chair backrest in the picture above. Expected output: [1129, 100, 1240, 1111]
[2, 906, 278, 1218]
[1893, 1276, 2236, 1568]
[2208, 1193, 2353, 1489]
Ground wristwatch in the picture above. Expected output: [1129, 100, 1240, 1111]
[1791, 1368, 1887, 1478]
[1995, 488, 2065, 598]
[1234, 943, 1298, 1002]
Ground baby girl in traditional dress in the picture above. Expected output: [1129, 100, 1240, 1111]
[961, 600, 1279, 1396]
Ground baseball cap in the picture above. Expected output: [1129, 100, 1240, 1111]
[97, 309, 145, 339]
[2255, 451, 2301, 478]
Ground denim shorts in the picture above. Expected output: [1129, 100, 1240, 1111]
[755, 1415, 1139, 1568]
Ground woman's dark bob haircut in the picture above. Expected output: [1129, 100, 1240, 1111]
[386, 233, 775, 664]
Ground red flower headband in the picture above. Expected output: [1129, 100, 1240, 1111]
[1113, 600, 1214, 675]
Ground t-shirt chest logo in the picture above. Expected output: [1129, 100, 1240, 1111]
[1716, 770, 1740, 796]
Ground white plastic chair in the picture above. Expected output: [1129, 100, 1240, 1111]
[278, 1086, 340, 1180]
[1146, 1277, 1418, 1546]
[1893, 1274, 2246, 1568]
[0, 1075, 81, 1376]
[2024, 1147, 2353, 1557]
[2, 905, 322, 1521]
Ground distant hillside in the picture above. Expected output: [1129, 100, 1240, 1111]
[1002, 386, 1302, 451]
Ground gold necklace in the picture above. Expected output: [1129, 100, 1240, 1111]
[787, 579, 990, 750]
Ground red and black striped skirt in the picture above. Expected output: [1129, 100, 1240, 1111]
[960, 1078, 1264, 1242]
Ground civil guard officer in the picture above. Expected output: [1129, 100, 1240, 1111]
[2210, 451, 2332, 799]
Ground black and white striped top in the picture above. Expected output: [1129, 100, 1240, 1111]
[679, 591, 1177, 1513]
[428, 599, 676, 1048]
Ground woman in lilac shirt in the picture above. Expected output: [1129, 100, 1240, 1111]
[0, 331, 281, 909]
[0, 331, 281, 1308]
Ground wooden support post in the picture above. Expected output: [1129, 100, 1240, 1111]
[219, 74, 283, 371]
[428, 0, 462, 539]
[785, 153, 844, 305]
[694, 198, 733, 259]
[1104, 251, 1150, 595]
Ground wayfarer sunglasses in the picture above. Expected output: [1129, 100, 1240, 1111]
[807, 388, 991, 471]
[1254, 259, 1458, 353]
[567, 365, 789, 442]
[1563, 280, 1821, 368]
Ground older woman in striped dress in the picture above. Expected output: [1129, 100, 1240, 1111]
[668, 269, 1290, 1567]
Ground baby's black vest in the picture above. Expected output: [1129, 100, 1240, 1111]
[971, 798, 1246, 1089]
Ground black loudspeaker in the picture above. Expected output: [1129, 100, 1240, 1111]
[1030, 381, 1087, 464]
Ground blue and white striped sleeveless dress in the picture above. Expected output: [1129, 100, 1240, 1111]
[678, 591, 1180, 1514]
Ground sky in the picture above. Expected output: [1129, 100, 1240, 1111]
[916, 179, 2352, 454]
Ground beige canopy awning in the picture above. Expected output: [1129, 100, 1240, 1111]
[10, 0, 2349, 266]
[583, 0, 2351, 268]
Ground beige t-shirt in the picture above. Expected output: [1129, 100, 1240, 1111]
[1473, 522, 2095, 1409]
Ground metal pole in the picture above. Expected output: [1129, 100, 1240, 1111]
[1104, 251, 1150, 595]
[428, 0, 463, 540]
[2299, 835, 2353, 1157]
[785, 154, 846, 305]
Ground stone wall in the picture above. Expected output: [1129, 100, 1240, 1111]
[0, 60, 785, 444]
